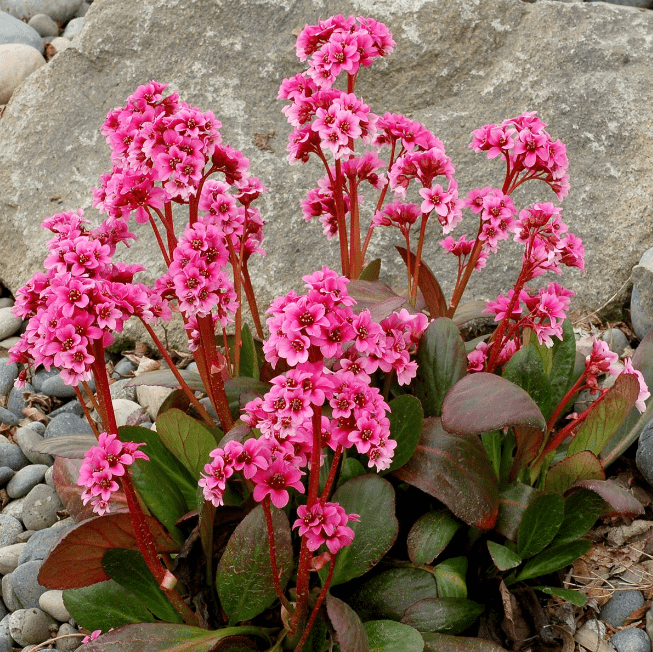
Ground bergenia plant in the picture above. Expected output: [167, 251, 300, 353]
[7, 13, 653, 652]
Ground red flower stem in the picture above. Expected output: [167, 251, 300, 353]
[348, 173, 362, 278]
[290, 537, 311, 637]
[163, 202, 178, 258]
[241, 260, 264, 339]
[262, 498, 293, 614]
[293, 555, 336, 652]
[446, 221, 484, 318]
[226, 238, 243, 376]
[404, 230, 412, 299]
[73, 386, 100, 439]
[320, 445, 343, 503]
[307, 405, 322, 508]
[147, 211, 171, 266]
[139, 319, 215, 425]
[333, 160, 350, 278]
[545, 374, 587, 433]
[410, 212, 430, 307]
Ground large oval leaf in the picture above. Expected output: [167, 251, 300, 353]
[393, 418, 499, 530]
[421, 632, 509, 652]
[407, 510, 461, 566]
[495, 483, 537, 542]
[385, 395, 424, 474]
[414, 318, 467, 418]
[79, 623, 271, 652]
[328, 475, 399, 586]
[442, 373, 546, 435]
[365, 620, 425, 652]
[326, 594, 369, 652]
[38, 513, 178, 590]
[570, 479, 644, 516]
[516, 493, 564, 559]
[350, 568, 438, 621]
[553, 489, 605, 545]
[544, 451, 605, 494]
[216, 505, 292, 624]
[513, 540, 591, 583]
[401, 598, 484, 635]
[433, 557, 468, 598]
[502, 344, 553, 420]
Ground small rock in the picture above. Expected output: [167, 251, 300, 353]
[38, 592, 68, 624]
[21, 485, 63, 531]
[47, 401, 84, 418]
[631, 247, 653, 341]
[6, 465, 48, 499]
[0, 0, 84, 23]
[1, 574, 22, 612]
[0, 42, 46, 102]
[636, 419, 653, 488]
[7, 383, 35, 418]
[24, 422, 45, 436]
[26, 14, 57, 37]
[0, 466, 14, 486]
[0, 10, 43, 52]
[0, 358, 18, 397]
[136, 385, 174, 420]
[30, 369, 59, 393]
[0, 543, 25, 575]
[610, 627, 651, 652]
[14, 428, 53, 466]
[2, 497, 25, 522]
[0, 443, 29, 471]
[112, 357, 137, 379]
[55, 622, 78, 651]
[0, 407, 20, 426]
[44, 413, 94, 440]
[61, 16, 82, 39]
[74, 1, 89, 17]
[15, 531, 34, 544]
[40, 375, 76, 399]
[47, 36, 70, 54]
[0, 307, 21, 341]
[8, 607, 56, 646]
[10, 561, 47, 609]
[0, 299, 12, 309]
[0, 337, 19, 350]
[43, 467, 54, 489]
[0, 613, 14, 652]
[112, 398, 143, 426]
[0, 514, 23, 546]
[601, 589, 645, 628]
[18, 525, 72, 565]
[108, 377, 136, 402]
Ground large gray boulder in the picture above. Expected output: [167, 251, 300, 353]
[0, 0, 652, 348]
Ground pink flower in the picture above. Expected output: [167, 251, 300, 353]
[253, 459, 305, 509]
[621, 358, 650, 413]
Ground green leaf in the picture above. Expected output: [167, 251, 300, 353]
[401, 598, 484, 635]
[326, 594, 369, 652]
[239, 323, 259, 380]
[79, 623, 272, 652]
[517, 493, 564, 559]
[544, 451, 605, 494]
[568, 373, 641, 456]
[421, 632, 509, 652]
[442, 373, 547, 435]
[125, 368, 205, 391]
[364, 620, 425, 652]
[510, 426, 544, 483]
[570, 479, 644, 516]
[535, 586, 587, 607]
[481, 432, 502, 479]
[385, 395, 424, 474]
[433, 557, 467, 598]
[414, 318, 467, 418]
[548, 318, 577, 409]
[351, 568, 438, 622]
[338, 457, 367, 488]
[216, 505, 292, 624]
[102, 549, 182, 623]
[487, 542, 522, 571]
[64, 580, 155, 631]
[359, 258, 382, 281]
[224, 377, 270, 418]
[155, 408, 219, 480]
[513, 540, 591, 582]
[495, 483, 537, 542]
[502, 345, 553, 420]
[396, 246, 447, 319]
[393, 418, 499, 531]
[553, 489, 604, 545]
[327, 475, 399, 586]
[407, 510, 461, 566]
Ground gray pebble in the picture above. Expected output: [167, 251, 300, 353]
[0, 543, 25, 575]
[61, 16, 82, 39]
[0, 466, 14, 486]
[0, 0, 84, 23]
[38, 591, 69, 623]
[601, 328, 630, 357]
[636, 419, 653, 488]
[601, 589, 645, 628]
[74, 1, 89, 17]
[7, 383, 34, 418]
[0, 443, 29, 471]
[43, 467, 53, 489]
[631, 247, 653, 340]
[0, 407, 20, 426]
[0, 300, 12, 309]
[18, 524, 73, 565]
[0, 359, 18, 398]
[6, 465, 48, 499]
[44, 413, 94, 440]
[0, 513, 23, 546]
[8, 607, 56, 646]
[2, 497, 25, 523]
[24, 422, 45, 436]
[15, 531, 34, 544]
[0, 600, 5, 621]
[47, 401, 84, 419]
[15, 428, 53, 466]
[10, 561, 47, 609]
[185, 361, 198, 374]
[0, 308, 22, 341]
[30, 369, 59, 393]
[40, 375, 76, 399]
[0, 613, 14, 652]
[108, 377, 136, 402]
[27, 14, 57, 37]
[610, 627, 651, 652]
[55, 622, 78, 651]
[112, 357, 137, 379]
[1, 574, 22, 612]
[21, 485, 63, 531]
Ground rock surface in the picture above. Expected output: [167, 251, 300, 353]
[0, 0, 651, 345]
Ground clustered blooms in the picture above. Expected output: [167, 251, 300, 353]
[294, 502, 360, 554]
[77, 432, 148, 515]
[199, 267, 428, 554]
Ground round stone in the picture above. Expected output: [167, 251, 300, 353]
[610, 627, 651, 652]
[6, 465, 48, 499]
[30, 369, 60, 393]
[1, 574, 22, 612]
[44, 413, 94, 440]
[636, 419, 653, 488]
[15, 428, 53, 467]
[56, 622, 79, 650]
[0, 358, 18, 398]
[2, 497, 25, 522]
[601, 589, 645, 628]
[0, 443, 29, 471]
[0, 514, 23, 546]
[136, 385, 174, 420]
[7, 383, 35, 418]
[40, 375, 77, 399]
[0, 10, 43, 52]
[0, 466, 14, 486]
[18, 524, 73, 565]
[0, 543, 26, 575]
[0, 407, 20, 426]
[0, 0, 85, 23]
[112, 398, 143, 426]
[38, 592, 69, 623]
[0, 307, 21, 341]
[21, 485, 63, 531]
[27, 14, 58, 37]
[108, 378, 136, 402]
[10, 561, 47, 609]
[112, 357, 137, 379]
[46, 35, 70, 54]
[61, 16, 82, 39]
[43, 467, 54, 489]
[0, 613, 14, 652]
[47, 401, 84, 419]
[8, 607, 56, 646]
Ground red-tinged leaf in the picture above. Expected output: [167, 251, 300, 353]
[30, 434, 97, 459]
[326, 594, 369, 652]
[451, 301, 491, 327]
[52, 456, 127, 522]
[80, 623, 271, 652]
[396, 246, 447, 318]
[442, 373, 546, 435]
[38, 513, 178, 590]
[568, 373, 641, 457]
[510, 426, 544, 482]
[421, 632, 509, 652]
[544, 451, 605, 494]
[364, 620, 425, 652]
[348, 279, 408, 320]
[393, 418, 499, 530]
[569, 480, 644, 517]
[495, 483, 537, 542]
[359, 258, 381, 281]
[125, 368, 205, 391]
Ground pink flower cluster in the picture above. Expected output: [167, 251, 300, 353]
[470, 112, 569, 200]
[77, 432, 148, 515]
[9, 210, 160, 386]
[294, 502, 360, 554]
